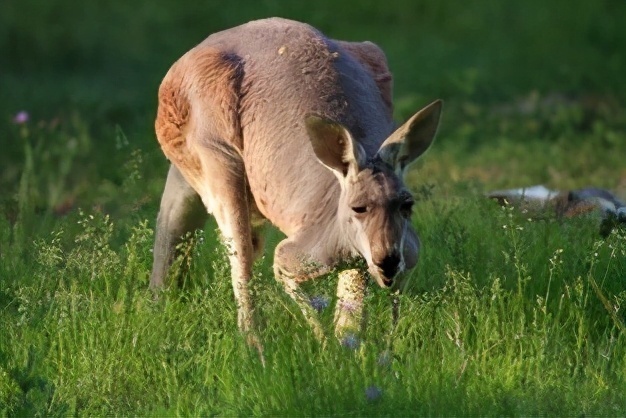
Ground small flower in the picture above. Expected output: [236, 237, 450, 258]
[341, 333, 360, 350]
[13, 111, 29, 124]
[339, 299, 358, 313]
[309, 295, 329, 313]
[365, 385, 383, 402]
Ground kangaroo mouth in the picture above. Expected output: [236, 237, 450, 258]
[368, 265, 396, 289]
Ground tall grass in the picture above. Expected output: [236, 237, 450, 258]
[1, 122, 625, 414]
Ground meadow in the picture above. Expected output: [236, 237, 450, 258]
[1, 0, 625, 415]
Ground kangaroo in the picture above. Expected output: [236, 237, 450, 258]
[150, 18, 442, 352]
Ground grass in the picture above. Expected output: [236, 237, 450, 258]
[1, 0, 626, 416]
[2, 196, 625, 416]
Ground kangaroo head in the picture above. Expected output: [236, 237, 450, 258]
[305, 100, 442, 290]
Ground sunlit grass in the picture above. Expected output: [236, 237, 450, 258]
[2, 82, 626, 416]
[1, 123, 625, 414]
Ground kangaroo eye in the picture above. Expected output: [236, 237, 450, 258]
[352, 206, 367, 214]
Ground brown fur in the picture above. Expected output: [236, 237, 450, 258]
[156, 47, 244, 191]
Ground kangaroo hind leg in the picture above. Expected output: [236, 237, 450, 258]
[195, 141, 261, 353]
[150, 164, 208, 289]
[154, 46, 263, 355]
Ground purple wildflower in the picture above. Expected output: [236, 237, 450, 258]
[13, 111, 29, 124]
[365, 385, 383, 402]
[338, 299, 358, 313]
[341, 333, 360, 350]
[309, 295, 329, 313]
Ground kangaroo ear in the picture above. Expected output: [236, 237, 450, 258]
[377, 100, 443, 173]
[305, 115, 366, 178]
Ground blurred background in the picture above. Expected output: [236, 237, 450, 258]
[1, 0, 625, 222]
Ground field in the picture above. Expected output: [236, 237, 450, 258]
[1, 0, 626, 415]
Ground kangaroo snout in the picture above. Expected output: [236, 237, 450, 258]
[376, 252, 402, 285]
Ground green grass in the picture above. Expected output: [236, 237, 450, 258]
[2, 191, 625, 416]
[1, 0, 626, 416]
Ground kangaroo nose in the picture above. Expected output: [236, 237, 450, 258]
[376, 253, 401, 283]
